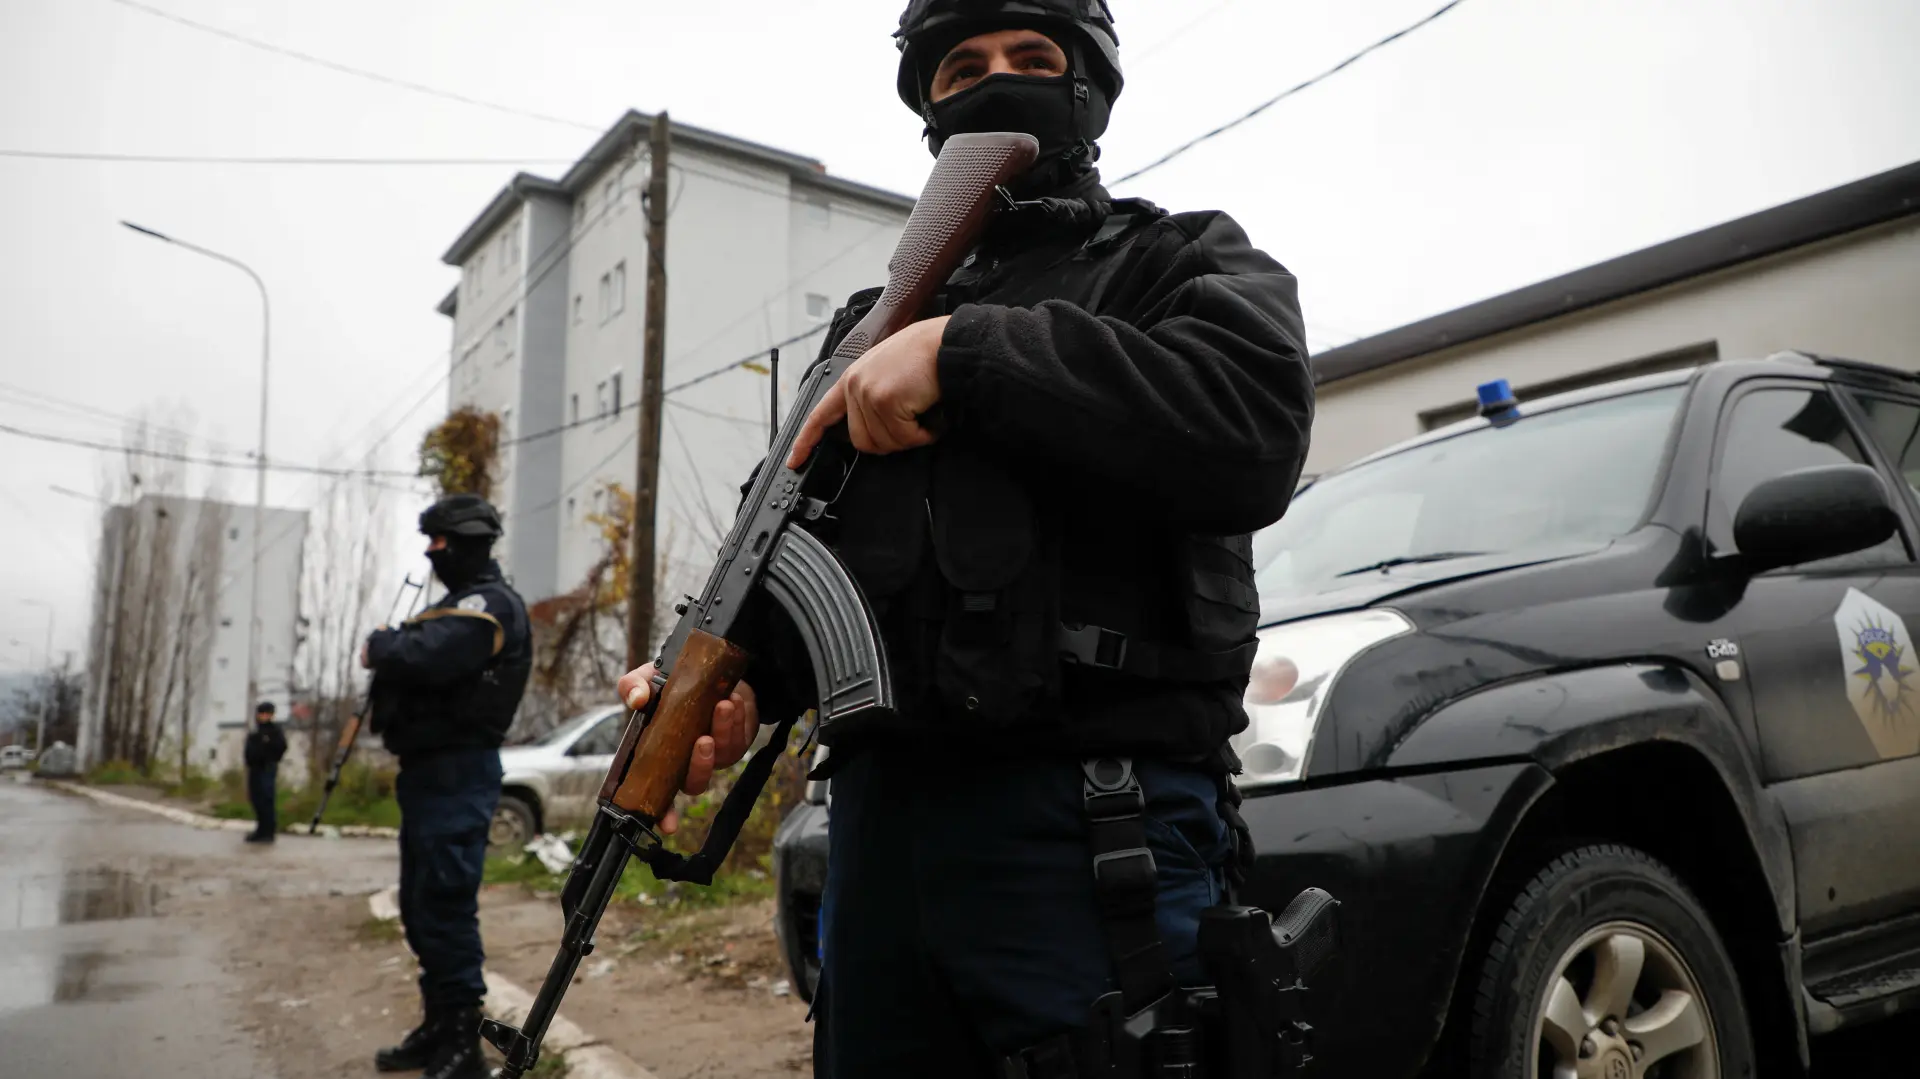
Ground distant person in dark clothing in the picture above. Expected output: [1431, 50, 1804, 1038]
[243, 700, 287, 843]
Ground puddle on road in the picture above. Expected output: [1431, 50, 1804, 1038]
[0, 866, 159, 930]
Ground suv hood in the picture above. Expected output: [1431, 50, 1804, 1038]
[1258, 543, 1598, 628]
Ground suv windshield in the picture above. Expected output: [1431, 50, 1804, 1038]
[1254, 385, 1687, 598]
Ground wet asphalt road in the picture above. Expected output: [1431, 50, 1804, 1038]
[0, 772, 1913, 1078]
[0, 774, 396, 1079]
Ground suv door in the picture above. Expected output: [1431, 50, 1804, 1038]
[1709, 380, 1920, 944]
[550, 711, 625, 827]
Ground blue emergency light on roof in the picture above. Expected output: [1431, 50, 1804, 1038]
[1477, 379, 1520, 425]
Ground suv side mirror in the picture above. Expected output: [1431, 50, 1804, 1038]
[1733, 464, 1899, 573]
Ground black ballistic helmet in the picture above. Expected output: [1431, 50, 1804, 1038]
[419, 494, 504, 539]
[894, 0, 1124, 115]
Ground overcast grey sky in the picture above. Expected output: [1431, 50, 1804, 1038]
[2, 0, 1917, 671]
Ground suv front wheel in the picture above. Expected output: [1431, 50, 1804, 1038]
[1469, 844, 1754, 1079]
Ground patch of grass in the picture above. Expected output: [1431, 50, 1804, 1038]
[357, 916, 403, 943]
[211, 802, 253, 820]
[86, 759, 143, 785]
[160, 769, 217, 801]
[483, 846, 770, 912]
[484, 851, 561, 886]
[525, 1052, 569, 1078]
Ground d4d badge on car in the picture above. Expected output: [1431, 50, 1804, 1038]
[1833, 587, 1920, 760]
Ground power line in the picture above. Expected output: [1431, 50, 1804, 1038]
[510, 430, 638, 521]
[1131, 0, 1247, 68]
[491, 323, 824, 454]
[102, 0, 602, 133]
[663, 323, 830, 396]
[0, 421, 416, 478]
[0, 149, 578, 167]
[1114, 0, 1470, 185]
[0, 381, 244, 455]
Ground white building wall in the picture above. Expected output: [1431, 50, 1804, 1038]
[547, 151, 912, 605]
[1309, 216, 1920, 474]
[78, 495, 307, 775]
[440, 121, 914, 612]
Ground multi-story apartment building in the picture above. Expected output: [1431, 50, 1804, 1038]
[437, 112, 914, 609]
[78, 495, 308, 773]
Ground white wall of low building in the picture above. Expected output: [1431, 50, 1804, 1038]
[1309, 215, 1920, 474]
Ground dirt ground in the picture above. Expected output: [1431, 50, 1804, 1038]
[194, 872, 813, 1079]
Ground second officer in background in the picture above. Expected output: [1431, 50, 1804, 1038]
[362, 494, 532, 1079]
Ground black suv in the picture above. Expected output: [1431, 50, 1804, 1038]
[773, 351, 1920, 1076]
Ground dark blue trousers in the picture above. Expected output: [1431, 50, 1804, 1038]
[246, 766, 277, 835]
[814, 747, 1231, 1078]
[396, 747, 503, 1009]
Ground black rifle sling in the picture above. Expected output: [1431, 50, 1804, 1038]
[1082, 757, 1174, 1014]
[643, 710, 804, 885]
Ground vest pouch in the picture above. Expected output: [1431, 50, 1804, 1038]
[1178, 533, 1261, 679]
[929, 444, 1062, 728]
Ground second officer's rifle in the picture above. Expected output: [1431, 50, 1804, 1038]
[308, 572, 426, 835]
[482, 131, 1044, 1078]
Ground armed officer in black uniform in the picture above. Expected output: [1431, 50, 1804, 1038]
[621, 2, 1312, 1075]
[363, 494, 532, 1079]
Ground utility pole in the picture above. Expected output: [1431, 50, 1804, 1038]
[627, 111, 671, 670]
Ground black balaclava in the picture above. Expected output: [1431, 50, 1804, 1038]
[922, 34, 1112, 197]
[428, 535, 493, 591]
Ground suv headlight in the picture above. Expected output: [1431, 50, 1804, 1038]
[1231, 609, 1413, 790]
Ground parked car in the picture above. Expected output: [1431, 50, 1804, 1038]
[0, 745, 35, 770]
[493, 704, 626, 847]
[774, 351, 1920, 1075]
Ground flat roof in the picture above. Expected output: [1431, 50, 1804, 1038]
[440, 111, 916, 267]
[1312, 158, 1920, 386]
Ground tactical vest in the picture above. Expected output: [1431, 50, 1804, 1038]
[373, 574, 534, 761]
[808, 201, 1262, 759]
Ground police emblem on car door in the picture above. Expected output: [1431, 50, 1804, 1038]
[1834, 587, 1920, 759]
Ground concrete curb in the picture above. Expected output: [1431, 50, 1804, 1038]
[47, 780, 400, 839]
[367, 891, 658, 1079]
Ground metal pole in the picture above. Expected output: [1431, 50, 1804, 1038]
[121, 222, 271, 737]
[627, 113, 670, 671]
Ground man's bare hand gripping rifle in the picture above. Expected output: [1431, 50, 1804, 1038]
[480, 131, 1040, 1079]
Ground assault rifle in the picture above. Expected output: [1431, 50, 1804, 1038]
[307, 573, 426, 835]
[480, 131, 1043, 1079]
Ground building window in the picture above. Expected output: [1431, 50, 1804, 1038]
[502, 407, 514, 439]
[610, 371, 623, 415]
[598, 273, 612, 321]
[228, 527, 239, 541]
[567, 496, 576, 519]
[592, 488, 605, 517]
[604, 179, 617, 212]
[498, 233, 510, 274]
[473, 253, 485, 296]
[806, 293, 832, 321]
[570, 394, 580, 425]
[612, 261, 627, 315]
[596, 380, 610, 419]
[573, 295, 583, 325]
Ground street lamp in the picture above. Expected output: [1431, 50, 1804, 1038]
[19, 600, 54, 751]
[122, 220, 272, 734]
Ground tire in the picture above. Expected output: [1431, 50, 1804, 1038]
[1468, 844, 1755, 1079]
[490, 793, 538, 848]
